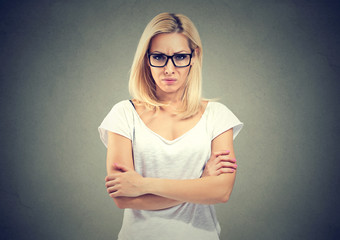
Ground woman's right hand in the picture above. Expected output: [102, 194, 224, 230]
[202, 150, 237, 177]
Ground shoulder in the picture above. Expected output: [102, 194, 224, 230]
[109, 100, 134, 114]
[112, 100, 132, 109]
[99, 100, 135, 146]
[205, 101, 244, 140]
[205, 101, 241, 125]
[102, 100, 135, 122]
[206, 101, 231, 113]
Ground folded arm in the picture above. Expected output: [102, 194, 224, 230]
[105, 132, 183, 210]
[146, 130, 237, 204]
[106, 129, 238, 206]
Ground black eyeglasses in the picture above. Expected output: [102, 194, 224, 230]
[147, 50, 194, 68]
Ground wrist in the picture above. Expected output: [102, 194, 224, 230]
[142, 177, 154, 195]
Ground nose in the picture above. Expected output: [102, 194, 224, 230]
[164, 58, 175, 74]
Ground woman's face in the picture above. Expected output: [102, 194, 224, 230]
[148, 32, 193, 100]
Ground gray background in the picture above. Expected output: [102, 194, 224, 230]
[1, 0, 339, 239]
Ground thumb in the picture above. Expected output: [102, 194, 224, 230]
[113, 162, 130, 172]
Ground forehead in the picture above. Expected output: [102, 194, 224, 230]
[149, 33, 190, 53]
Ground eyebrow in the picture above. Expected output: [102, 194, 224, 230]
[150, 50, 191, 54]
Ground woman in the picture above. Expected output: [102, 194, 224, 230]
[99, 13, 243, 240]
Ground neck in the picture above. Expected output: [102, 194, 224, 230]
[155, 89, 185, 106]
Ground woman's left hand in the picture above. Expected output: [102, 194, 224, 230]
[105, 163, 145, 198]
[201, 150, 237, 177]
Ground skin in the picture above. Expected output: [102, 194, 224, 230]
[149, 32, 192, 103]
[104, 33, 238, 209]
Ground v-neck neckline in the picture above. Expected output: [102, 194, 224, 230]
[129, 101, 210, 144]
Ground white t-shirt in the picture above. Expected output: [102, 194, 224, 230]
[98, 100, 243, 240]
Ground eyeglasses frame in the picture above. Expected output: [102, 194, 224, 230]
[147, 50, 194, 68]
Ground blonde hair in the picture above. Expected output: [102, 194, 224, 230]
[128, 12, 203, 119]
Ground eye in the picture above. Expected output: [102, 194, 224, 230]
[151, 54, 166, 61]
[174, 54, 188, 61]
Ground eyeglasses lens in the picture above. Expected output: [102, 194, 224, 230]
[149, 54, 191, 67]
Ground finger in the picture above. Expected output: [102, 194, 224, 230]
[105, 179, 119, 188]
[113, 163, 130, 172]
[105, 175, 115, 182]
[110, 190, 124, 198]
[105, 174, 121, 182]
[214, 156, 233, 165]
[217, 162, 238, 170]
[218, 159, 237, 166]
[107, 184, 120, 194]
[218, 168, 236, 175]
[107, 186, 115, 194]
[110, 192, 119, 198]
[109, 191, 119, 197]
[212, 150, 230, 158]
[216, 155, 237, 163]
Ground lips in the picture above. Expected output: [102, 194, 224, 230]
[162, 78, 176, 84]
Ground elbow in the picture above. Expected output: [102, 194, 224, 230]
[218, 189, 232, 203]
[220, 194, 230, 203]
[113, 198, 127, 209]
[214, 175, 234, 203]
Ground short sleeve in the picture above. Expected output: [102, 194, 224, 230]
[98, 100, 134, 148]
[209, 102, 243, 140]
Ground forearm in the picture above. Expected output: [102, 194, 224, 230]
[113, 194, 184, 210]
[106, 130, 237, 206]
[144, 173, 236, 205]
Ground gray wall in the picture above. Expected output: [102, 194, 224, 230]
[1, 0, 339, 239]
